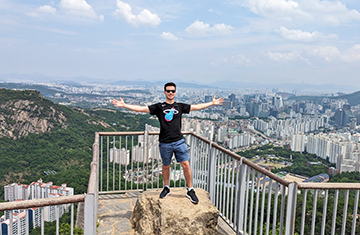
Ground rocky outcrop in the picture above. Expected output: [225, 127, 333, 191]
[130, 188, 219, 235]
[0, 96, 68, 139]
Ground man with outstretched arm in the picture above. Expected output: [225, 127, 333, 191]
[112, 82, 224, 204]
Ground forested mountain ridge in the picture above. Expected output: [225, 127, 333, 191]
[0, 88, 159, 199]
[0, 89, 69, 139]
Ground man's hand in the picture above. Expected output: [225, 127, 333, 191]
[112, 97, 150, 113]
[112, 97, 125, 108]
[212, 96, 224, 106]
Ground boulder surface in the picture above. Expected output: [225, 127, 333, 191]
[130, 188, 219, 235]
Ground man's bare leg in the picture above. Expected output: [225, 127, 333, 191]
[180, 161, 192, 188]
[162, 164, 170, 186]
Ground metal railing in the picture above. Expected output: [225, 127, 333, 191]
[0, 135, 99, 235]
[0, 195, 83, 235]
[2, 127, 360, 235]
[91, 128, 360, 235]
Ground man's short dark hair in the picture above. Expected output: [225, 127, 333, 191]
[164, 82, 176, 90]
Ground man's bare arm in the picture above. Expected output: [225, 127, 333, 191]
[190, 96, 224, 111]
[112, 97, 150, 113]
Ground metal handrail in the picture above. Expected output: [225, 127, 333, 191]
[298, 182, 360, 189]
[187, 131, 292, 187]
[0, 195, 85, 211]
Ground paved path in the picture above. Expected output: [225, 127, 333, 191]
[97, 191, 235, 235]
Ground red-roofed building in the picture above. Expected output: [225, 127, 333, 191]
[2, 179, 74, 233]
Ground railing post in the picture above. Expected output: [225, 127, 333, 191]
[236, 158, 246, 234]
[84, 140, 99, 235]
[56, 205, 59, 235]
[41, 207, 44, 235]
[189, 134, 195, 175]
[207, 142, 216, 203]
[84, 193, 96, 235]
[71, 203, 74, 235]
[144, 124, 149, 190]
[10, 210, 13, 235]
[285, 182, 298, 235]
[18, 212, 20, 235]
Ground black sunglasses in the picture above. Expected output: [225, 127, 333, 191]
[165, 90, 176, 93]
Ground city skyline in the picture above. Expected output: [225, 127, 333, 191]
[1, 0, 360, 88]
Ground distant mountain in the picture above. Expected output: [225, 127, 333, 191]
[1, 73, 358, 92]
[0, 82, 62, 97]
[289, 90, 360, 106]
[110, 80, 153, 86]
[209, 80, 358, 93]
[337, 90, 360, 106]
[0, 73, 104, 84]
[0, 72, 62, 82]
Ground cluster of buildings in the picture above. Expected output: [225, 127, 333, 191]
[1, 179, 73, 235]
[254, 115, 327, 140]
[291, 132, 360, 173]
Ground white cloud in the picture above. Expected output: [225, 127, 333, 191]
[186, 20, 233, 37]
[341, 44, 360, 62]
[27, 5, 57, 18]
[307, 46, 340, 61]
[208, 9, 222, 15]
[113, 0, 161, 28]
[267, 51, 301, 61]
[244, 0, 308, 22]
[212, 54, 252, 66]
[38, 5, 57, 14]
[243, 0, 360, 26]
[276, 27, 337, 42]
[161, 32, 179, 40]
[59, 0, 98, 19]
[232, 54, 251, 64]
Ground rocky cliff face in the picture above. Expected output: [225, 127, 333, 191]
[0, 89, 68, 139]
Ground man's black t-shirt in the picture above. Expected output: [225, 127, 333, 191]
[148, 102, 191, 143]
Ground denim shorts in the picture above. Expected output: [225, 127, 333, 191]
[159, 139, 189, 166]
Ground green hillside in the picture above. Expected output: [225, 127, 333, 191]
[288, 90, 360, 106]
[0, 89, 159, 199]
[337, 90, 360, 106]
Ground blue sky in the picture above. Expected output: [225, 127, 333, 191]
[1, 0, 360, 86]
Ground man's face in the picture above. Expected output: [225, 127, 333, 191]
[164, 86, 176, 100]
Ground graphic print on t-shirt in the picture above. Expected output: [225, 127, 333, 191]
[164, 107, 178, 122]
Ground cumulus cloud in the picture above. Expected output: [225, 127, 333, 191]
[38, 5, 57, 14]
[307, 46, 340, 61]
[59, 0, 99, 19]
[186, 20, 233, 37]
[161, 32, 179, 40]
[244, 0, 309, 22]
[212, 54, 252, 66]
[267, 44, 360, 64]
[267, 51, 301, 61]
[27, 5, 57, 18]
[232, 54, 252, 64]
[114, 0, 161, 27]
[243, 0, 360, 26]
[341, 44, 360, 63]
[276, 26, 337, 42]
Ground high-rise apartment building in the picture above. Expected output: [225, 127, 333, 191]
[1, 179, 74, 234]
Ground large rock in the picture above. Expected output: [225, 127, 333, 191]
[130, 188, 219, 235]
